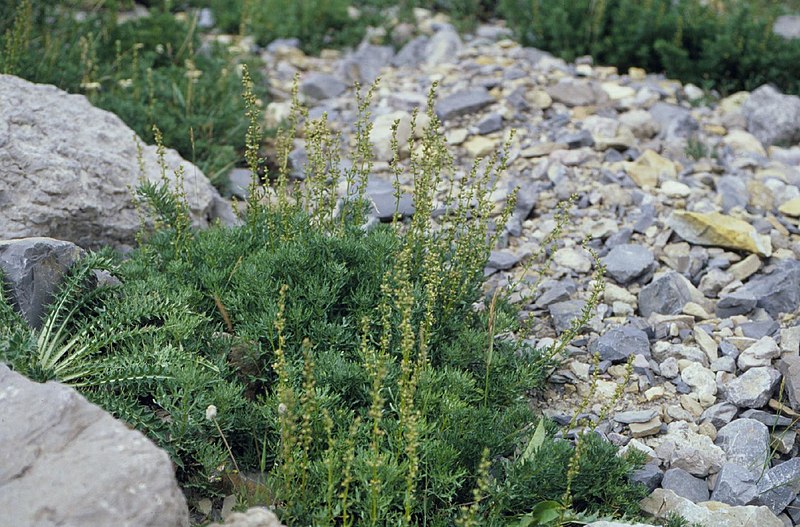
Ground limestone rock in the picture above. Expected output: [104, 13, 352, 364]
[436, 89, 495, 120]
[742, 85, 800, 147]
[667, 211, 772, 257]
[641, 488, 783, 527]
[624, 150, 679, 188]
[0, 74, 233, 250]
[207, 508, 286, 527]
[0, 364, 189, 527]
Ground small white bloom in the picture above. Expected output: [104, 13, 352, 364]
[278, 403, 287, 415]
[117, 78, 133, 89]
[205, 404, 218, 421]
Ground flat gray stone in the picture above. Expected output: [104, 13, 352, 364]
[300, 73, 347, 100]
[757, 458, 800, 515]
[639, 271, 697, 317]
[436, 89, 495, 121]
[711, 462, 760, 506]
[601, 244, 654, 284]
[742, 85, 800, 147]
[548, 299, 587, 334]
[724, 367, 782, 409]
[614, 409, 658, 424]
[716, 418, 771, 468]
[590, 326, 651, 363]
[0, 364, 188, 527]
[662, 467, 710, 503]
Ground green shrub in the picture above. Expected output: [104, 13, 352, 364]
[0, 0, 266, 186]
[0, 77, 645, 525]
[498, 0, 800, 96]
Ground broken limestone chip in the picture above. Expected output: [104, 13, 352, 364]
[667, 211, 772, 257]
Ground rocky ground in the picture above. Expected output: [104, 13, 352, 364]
[4, 5, 800, 527]
[241, 8, 800, 526]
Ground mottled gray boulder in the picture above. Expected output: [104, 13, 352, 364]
[548, 299, 587, 334]
[641, 488, 783, 527]
[339, 42, 394, 85]
[300, 73, 348, 101]
[601, 244, 654, 284]
[724, 367, 782, 409]
[0, 238, 84, 328]
[631, 462, 664, 492]
[649, 102, 698, 141]
[436, 89, 495, 120]
[661, 467, 709, 503]
[756, 458, 800, 515]
[716, 419, 770, 468]
[0, 74, 234, 250]
[545, 78, 607, 107]
[700, 402, 739, 429]
[392, 36, 429, 67]
[590, 326, 650, 363]
[711, 462, 760, 506]
[778, 355, 800, 411]
[0, 364, 188, 527]
[425, 27, 462, 66]
[742, 85, 800, 147]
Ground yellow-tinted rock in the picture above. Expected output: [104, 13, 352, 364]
[601, 82, 636, 100]
[668, 211, 772, 257]
[628, 67, 647, 81]
[779, 197, 800, 217]
[723, 129, 766, 157]
[526, 90, 552, 109]
[624, 149, 680, 188]
[463, 136, 496, 158]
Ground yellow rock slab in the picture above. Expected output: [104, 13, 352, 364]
[668, 211, 772, 257]
[779, 197, 800, 217]
[623, 149, 680, 188]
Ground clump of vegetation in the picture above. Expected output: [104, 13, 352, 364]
[497, 0, 800, 96]
[0, 0, 266, 186]
[0, 66, 647, 525]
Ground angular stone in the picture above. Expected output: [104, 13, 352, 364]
[613, 409, 658, 424]
[300, 73, 347, 100]
[716, 418, 771, 468]
[738, 336, 781, 371]
[475, 112, 503, 135]
[649, 102, 699, 141]
[425, 27, 462, 66]
[548, 300, 587, 334]
[654, 422, 726, 477]
[740, 409, 794, 428]
[463, 136, 497, 158]
[729, 260, 800, 319]
[757, 457, 800, 515]
[0, 238, 86, 328]
[553, 246, 592, 273]
[602, 244, 654, 284]
[724, 367, 782, 409]
[641, 488, 783, 527]
[668, 211, 772, 257]
[629, 417, 662, 438]
[486, 250, 522, 271]
[590, 326, 651, 363]
[624, 149, 678, 188]
[777, 355, 800, 411]
[700, 402, 738, 429]
[369, 190, 415, 221]
[370, 111, 412, 162]
[339, 43, 394, 85]
[0, 365, 188, 527]
[742, 85, 800, 147]
[631, 462, 664, 493]
[662, 467, 710, 503]
[681, 363, 717, 405]
[436, 89, 495, 120]
[546, 78, 606, 107]
[0, 75, 232, 249]
[711, 462, 760, 506]
[778, 197, 800, 217]
[639, 271, 703, 317]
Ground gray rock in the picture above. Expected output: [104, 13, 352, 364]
[649, 102, 698, 141]
[716, 290, 759, 318]
[711, 462, 760, 506]
[197, 7, 215, 28]
[557, 129, 595, 149]
[392, 36, 429, 67]
[757, 458, 800, 515]
[486, 250, 522, 271]
[774, 15, 800, 39]
[0, 364, 188, 527]
[340, 43, 394, 85]
[740, 409, 794, 428]
[641, 488, 784, 527]
[655, 422, 726, 477]
[369, 190, 415, 221]
[724, 366, 782, 409]
[716, 418, 771, 468]
[436, 89, 495, 121]
[787, 496, 800, 525]
[0, 74, 232, 250]
[475, 113, 503, 135]
[740, 320, 780, 340]
[614, 409, 658, 424]
[534, 279, 576, 308]
[777, 355, 800, 411]
[549, 299, 587, 334]
[226, 168, 253, 200]
[661, 467, 710, 503]
[638, 271, 698, 317]
[425, 27, 462, 66]
[590, 326, 651, 363]
[207, 507, 286, 527]
[631, 462, 663, 492]
[601, 244, 654, 284]
[300, 73, 348, 101]
[730, 260, 800, 319]
[0, 238, 85, 328]
[546, 78, 606, 107]
[718, 175, 749, 213]
[742, 85, 800, 147]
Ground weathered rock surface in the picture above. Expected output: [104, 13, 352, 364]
[0, 74, 235, 250]
[0, 363, 189, 527]
[207, 508, 286, 527]
[640, 488, 783, 527]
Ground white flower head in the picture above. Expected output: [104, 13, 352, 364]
[205, 404, 218, 421]
[278, 403, 287, 415]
